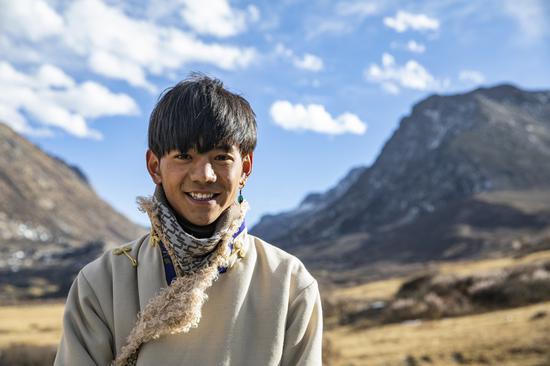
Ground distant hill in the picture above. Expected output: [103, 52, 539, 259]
[0, 122, 148, 301]
[251, 166, 367, 241]
[252, 84, 550, 278]
[0, 122, 146, 273]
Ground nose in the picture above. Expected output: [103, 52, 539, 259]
[189, 158, 216, 184]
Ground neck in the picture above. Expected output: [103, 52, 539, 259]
[175, 214, 217, 239]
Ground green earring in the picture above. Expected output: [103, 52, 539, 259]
[238, 189, 244, 204]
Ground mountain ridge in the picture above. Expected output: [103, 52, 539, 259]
[251, 84, 550, 278]
[0, 121, 146, 253]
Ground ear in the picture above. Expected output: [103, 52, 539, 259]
[146, 149, 162, 185]
[240, 152, 253, 187]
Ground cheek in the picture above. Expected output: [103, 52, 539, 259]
[160, 164, 185, 183]
[228, 170, 243, 188]
[219, 166, 241, 186]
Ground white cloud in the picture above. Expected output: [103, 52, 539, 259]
[166, 32, 256, 70]
[293, 54, 324, 72]
[390, 40, 426, 53]
[336, 2, 379, 17]
[384, 11, 440, 33]
[89, 51, 155, 92]
[306, 19, 354, 39]
[275, 44, 324, 72]
[48, 81, 140, 119]
[0, 62, 139, 139]
[270, 100, 367, 135]
[307, 1, 384, 39]
[0, 104, 29, 133]
[459, 70, 485, 84]
[275, 43, 293, 59]
[381, 82, 400, 95]
[0, 0, 257, 91]
[248, 5, 261, 22]
[65, 0, 256, 84]
[406, 40, 426, 53]
[180, 0, 259, 38]
[502, 0, 548, 42]
[365, 53, 447, 94]
[0, 0, 64, 41]
[0, 36, 42, 64]
[37, 64, 76, 88]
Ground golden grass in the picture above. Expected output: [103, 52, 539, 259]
[330, 278, 403, 302]
[0, 302, 64, 347]
[329, 250, 550, 304]
[3, 299, 548, 366]
[323, 251, 550, 365]
[438, 249, 550, 276]
[2, 251, 550, 365]
[326, 301, 550, 366]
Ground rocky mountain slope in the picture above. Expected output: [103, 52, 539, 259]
[251, 166, 367, 241]
[251, 84, 550, 275]
[0, 122, 145, 269]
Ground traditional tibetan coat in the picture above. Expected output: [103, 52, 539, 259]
[54, 232, 323, 365]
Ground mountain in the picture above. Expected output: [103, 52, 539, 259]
[251, 84, 550, 276]
[251, 166, 367, 241]
[0, 122, 146, 264]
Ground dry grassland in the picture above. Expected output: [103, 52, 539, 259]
[0, 302, 64, 347]
[324, 250, 550, 365]
[2, 300, 548, 366]
[1, 251, 550, 365]
[330, 250, 550, 303]
[325, 301, 550, 366]
[438, 250, 550, 276]
[330, 278, 403, 302]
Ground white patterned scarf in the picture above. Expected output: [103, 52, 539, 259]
[112, 186, 248, 366]
[145, 186, 241, 275]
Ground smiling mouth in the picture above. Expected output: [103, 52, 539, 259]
[186, 192, 220, 201]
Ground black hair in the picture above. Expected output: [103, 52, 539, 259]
[148, 73, 257, 158]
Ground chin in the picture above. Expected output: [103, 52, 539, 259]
[194, 218, 215, 226]
[189, 214, 218, 226]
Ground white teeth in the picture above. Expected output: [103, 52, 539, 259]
[189, 192, 214, 200]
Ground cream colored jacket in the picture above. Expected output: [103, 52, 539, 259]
[54, 233, 323, 365]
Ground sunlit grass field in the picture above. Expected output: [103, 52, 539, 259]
[2, 300, 548, 365]
[324, 250, 550, 365]
[330, 249, 550, 302]
[325, 301, 550, 366]
[0, 302, 63, 347]
[1, 251, 550, 365]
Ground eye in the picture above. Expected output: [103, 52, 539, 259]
[175, 153, 191, 160]
[214, 154, 233, 162]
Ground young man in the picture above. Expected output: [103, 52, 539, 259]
[55, 75, 323, 365]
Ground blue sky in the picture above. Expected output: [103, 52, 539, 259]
[0, 0, 549, 227]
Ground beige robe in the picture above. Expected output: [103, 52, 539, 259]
[54, 232, 323, 365]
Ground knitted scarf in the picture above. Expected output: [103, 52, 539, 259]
[112, 186, 248, 366]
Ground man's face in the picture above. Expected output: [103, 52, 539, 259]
[146, 146, 252, 226]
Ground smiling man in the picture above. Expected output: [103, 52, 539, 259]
[54, 75, 323, 366]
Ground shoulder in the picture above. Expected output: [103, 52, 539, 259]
[247, 234, 317, 295]
[79, 233, 150, 288]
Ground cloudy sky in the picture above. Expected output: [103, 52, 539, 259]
[1, 0, 549, 227]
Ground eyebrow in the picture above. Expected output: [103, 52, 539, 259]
[213, 144, 233, 152]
